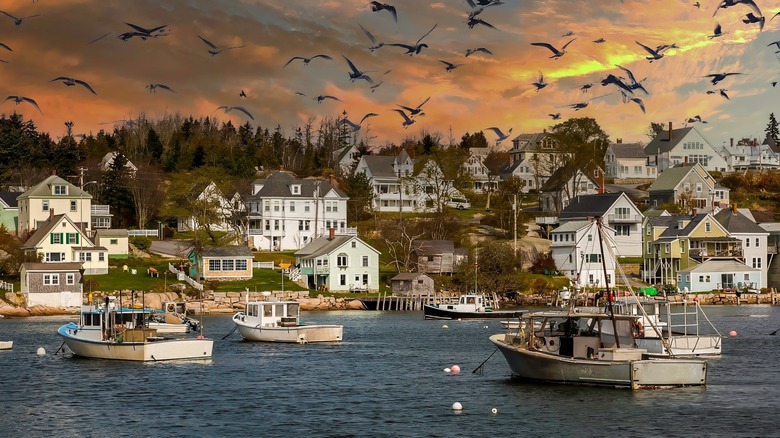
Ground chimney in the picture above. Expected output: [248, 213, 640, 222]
[616, 138, 622, 144]
[49, 208, 54, 220]
[279, 165, 285, 171]
[692, 208, 697, 216]
[668, 122, 673, 141]
[730, 138, 734, 147]
[754, 138, 758, 146]
[52, 169, 56, 176]
[329, 174, 336, 187]
[329, 227, 335, 240]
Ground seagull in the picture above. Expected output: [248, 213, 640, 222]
[593, 38, 606, 43]
[562, 31, 574, 37]
[439, 60, 461, 72]
[773, 11, 780, 21]
[124, 22, 169, 37]
[772, 81, 778, 87]
[484, 127, 513, 143]
[397, 96, 430, 116]
[742, 13, 765, 31]
[769, 41, 780, 53]
[388, 24, 437, 56]
[579, 83, 594, 93]
[339, 113, 379, 132]
[531, 71, 547, 91]
[366, 1, 397, 22]
[359, 23, 385, 51]
[706, 88, 730, 99]
[708, 22, 727, 39]
[217, 105, 254, 120]
[240, 90, 247, 98]
[475, 0, 503, 4]
[601, 74, 634, 95]
[370, 81, 383, 92]
[466, 0, 498, 20]
[548, 113, 561, 120]
[704, 72, 742, 85]
[466, 17, 498, 29]
[198, 35, 245, 56]
[693, 1, 701, 8]
[560, 93, 611, 111]
[685, 115, 708, 124]
[530, 39, 575, 59]
[616, 64, 649, 94]
[4, 95, 43, 114]
[145, 83, 175, 93]
[314, 95, 341, 104]
[343, 55, 373, 83]
[636, 41, 664, 61]
[0, 10, 40, 28]
[0, 42, 11, 52]
[620, 91, 646, 113]
[465, 47, 493, 57]
[391, 109, 415, 128]
[49, 77, 97, 94]
[294, 91, 306, 96]
[714, 0, 762, 18]
[283, 54, 333, 68]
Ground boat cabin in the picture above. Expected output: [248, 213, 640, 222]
[243, 301, 301, 328]
[78, 297, 157, 342]
[442, 294, 492, 312]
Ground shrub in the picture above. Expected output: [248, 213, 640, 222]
[131, 236, 152, 250]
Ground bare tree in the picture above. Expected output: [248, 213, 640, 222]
[128, 164, 164, 228]
[383, 221, 425, 272]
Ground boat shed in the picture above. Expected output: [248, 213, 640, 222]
[391, 272, 434, 296]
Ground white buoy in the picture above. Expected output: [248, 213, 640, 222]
[444, 368, 452, 373]
[451, 364, 461, 374]
[442, 324, 449, 329]
[491, 407, 498, 415]
[484, 325, 489, 329]
[452, 402, 463, 411]
[36, 347, 46, 356]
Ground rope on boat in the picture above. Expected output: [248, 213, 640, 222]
[53, 340, 67, 356]
[472, 348, 499, 374]
[221, 325, 238, 340]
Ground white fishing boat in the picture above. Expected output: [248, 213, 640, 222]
[0, 340, 12, 350]
[146, 303, 200, 334]
[57, 297, 213, 361]
[424, 294, 525, 320]
[232, 298, 343, 343]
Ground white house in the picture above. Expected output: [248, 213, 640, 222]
[21, 213, 109, 275]
[644, 125, 728, 174]
[177, 181, 234, 233]
[333, 145, 361, 175]
[355, 151, 416, 213]
[463, 148, 496, 193]
[678, 260, 761, 292]
[714, 207, 770, 289]
[501, 131, 567, 192]
[244, 171, 349, 251]
[293, 233, 380, 292]
[538, 162, 604, 215]
[20, 262, 83, 308]
[604, 141, 655, 180]
[720, 136, 780, 171]
[94, 229, 129, 258]
[550, 220, 617, 288]
[100, 151, 138, 175]
[16, 173, 92, 235]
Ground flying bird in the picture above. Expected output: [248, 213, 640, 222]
[708, 22, 727, 39]
[359, 23, 385, 51]
[217, 105, 254, 120]
[124, 22, 169, 37]
[706, 88, 730, 99]
[772, 81, 778, 87]
[466, 17, 498, 29]
[294, 91, 306, 96]
[339, 113, 379, 132]
[704, 72, 743, 85]
[693, 1, 701, 8]
[601, 74, 634, 95]
[0, 42, 12, 52]
[387, 24, 437, 56]
[465, 47, 493, 57]
[560, 93, 611, 111]
[198, 35, 245, 56]
[655, 43, 679, 54]
[579, 83, 594, 93]
[366, 2, 397, 22]
[0, 10, 40, 28]
[773, 11, 780, 21]
[769, 41, 780, 53]
[391, 109, 415, 128]
[530, 38, 575, 59]
[531, 71, 547, 91]
[370, 81, 384, 92]
[314, 95, 341, 104]
[742, 13, 765, 31]
[4, 95, 43, 114]
[636, 41, 664, 61]
[713, 0, 762, 18]
[283, 54, 333, 68]
[484, 127, 513, 143]
[145, 83, 175, 93]
[620, 91, 646, 113]
[562, 31, 574, 37]
[439, 60, 461, 72]
[240, 90, 247, 98]
[548, 113, 561, 120]
[397, 96, 430, 116]
[685, 115, 708, 124]
[465, 0, 499, 20]
[616, 64, 649, 94]
[343, 55, 373, 83]
[593, 38, 606, 43]
[49, 77, 97, 94]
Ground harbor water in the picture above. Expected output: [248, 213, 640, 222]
[1, 305, 779, 437]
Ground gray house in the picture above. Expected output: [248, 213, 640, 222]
[413, 240, 468, 274]
[391, 272, 435, 296]
[20, 262, 83, 308]
[647, 162, 729, 211]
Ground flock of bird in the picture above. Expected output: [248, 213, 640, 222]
[1, 1, 780, 145]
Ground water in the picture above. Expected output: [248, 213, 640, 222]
[1, 306, 779, 438]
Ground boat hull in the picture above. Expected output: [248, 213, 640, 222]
[489, 334, 707, 389]
[233, 317, 342, 343]
[0, 340, 12, 350]
[424, 305, 524, 320]
[58, 323, 213, 361]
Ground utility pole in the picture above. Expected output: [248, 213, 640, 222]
[78, 166, 87, 189]
[513, 194, 517, 256]
[398, 168, 403, 225]
[314, 179, 320, 239]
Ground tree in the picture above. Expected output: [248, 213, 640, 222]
[100, 152, 134, 227]
[0, 225, 25, 277]
[766, 113, 779, 143]
[411, 146, 469, 213]
[128, 164, 164, 228]
[458, 131, 489, 150]
[146, 128, 164, 162]
[382, 220, 425, 272]
[550, 117, 610, 167]
[344, 171, 375, 222]
[160, 167, 231, 244]
[645, 122, 666, 140]
[191, 145, 206, 168]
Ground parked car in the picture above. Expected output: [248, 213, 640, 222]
[447, 197, 471, 210]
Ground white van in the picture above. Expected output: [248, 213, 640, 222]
[447, 197, 471, 210]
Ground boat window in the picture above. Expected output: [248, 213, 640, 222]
[264, 304, 273, 317]
[275, 304, 285, 317]
[248, 304, 258, 317]
[287, 303, 300, 318]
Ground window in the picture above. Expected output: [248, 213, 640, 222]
[43, 200, 49, 211]
[66, 273, 75, 285]
[264, 201, 270, 212]
[291, 185, 301, 195]
[54, 185, 67, 195]
[273, 201, 280, 212]
[51, 233, 62, 244]
[80, 252, 92, 262]
[304, 202, 310, 212]
[210, 260, 222, 271]
[110, 239, 118, 245]
[744, 274, 750, 281]
[646, 224, 651, 235]
[696, 183, 702, 193]
[289, 201, 295, 212]
[351, 241, 357, 248]
[66, 233, 79, 244]
[299, 220, 305, 231]
[265, 220, 270, 231]
[362, 256, 369, 267]
[274, 220, 279, 231]
[755, 238, 760, 247]
[699, 275, 704, 282]
[222, 259, 235, 270]
[587, 254, 601, 263]
[70, 200, 77, 212]
[45, 252, 64, 262]
[568, 254, 572, 263]
[339, 274, 347, 286]
[98, 252, 104, 262]
[705, 222, 711, 232]
[752, 258, 762, 269]
[588, 234, 593, 241]
[337, 254, 348, 267]
[615, 225, 630, 236]
[43, 274, 59, 285]
[304, 221, 310, 231]
[664, 243, 670, 253]
[647, 243, 652, 254]
[427, 256, 434, 261]
[746, 238, 750, 248]
[236, 260, 248, 270]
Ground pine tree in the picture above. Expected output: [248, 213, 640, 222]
[146, 128, 164, 162]
[766, 113, 779, 142]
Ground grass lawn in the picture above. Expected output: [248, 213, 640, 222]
[85, 260, 187, 294]
[208, 268, 308, 292]
[252, 251, 297, 266]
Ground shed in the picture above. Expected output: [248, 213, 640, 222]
[391, 272, 434, 296]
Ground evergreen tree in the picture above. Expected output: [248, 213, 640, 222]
[191, 144, 206, 168]
[100, 153, 134, 227]
[147, 128, 164, 162]
[766, 113, 779, 142]
[163, 135, 182, 172]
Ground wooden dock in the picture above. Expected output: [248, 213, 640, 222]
[359, 292, 501, 311]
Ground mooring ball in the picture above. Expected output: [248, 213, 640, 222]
[442, 325, 449, 329]
[451, 365, 461, 374]
[491, 408, 498, 415]
[729, 330, 737, 337]
[36, 347, 46, 356]
[444, 368, 451, 373]
[452, 402, 463, 411]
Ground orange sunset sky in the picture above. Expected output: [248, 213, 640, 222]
[0, 0, 779, 148]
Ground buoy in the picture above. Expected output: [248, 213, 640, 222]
[452, 402, 463, 411]
[444, 368, 452, 373]
[729, 330, 737, 337]
[491, 408, 498, 415]
[442, 325, 449, 329]
[36, 347, 46, 356]
[451, 365, 461, 374]
[196, 335, 205, 340]
[484, 325, 489, 329]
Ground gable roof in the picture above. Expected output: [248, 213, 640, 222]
[21, 262, 83, 272]
[391, 272, 431, 281]
[17, 175, 91, 200]
[679, 259, 759, 274]
[413, 240, 455, 256]
[540, 162, 600, 192]
[95, 229, 129, 238]
[199, 245, 254, 258]
[648, 165, 701, 192]
[0, 192, 19, 208]
[294, 235, 379, 258]
[644, 126, 695, 155]
[251, 171, 346, 198]
[713, 209, 768, 235]
[509, 132, 555, 152]
[552, 220, 593, 234]
[559, 193, 626, 219]
[609, 143, 646, 159]
[648, 215, 691, 229]
[359, 155, 398, 179]
[22, 214, 94, 249]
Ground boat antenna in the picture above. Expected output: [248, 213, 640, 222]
[474, 247, 479, 294]
[596, 217, 620, 348]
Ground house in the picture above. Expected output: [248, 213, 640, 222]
[293, 233, 380, 292]
[94, 229, 129, 258]
[20, 262, 83, 308]
[538, 162, 604, 216]
[713, 206, 769, 289]
[21, 212, 108, 275]
[177, 181, 234, 233]
[188, 245, 254, 281]
[604, 141, 655, 180]
[333, 145, 361, 175]
[501, 131, 566, 192]
[549, 220, 617, 288]
[90, 204, 113, 229]
[100, 151, 138, 175]
[391, 272, 435, 296]
[557, 192, 645, 257]
[0, 192, 19, 233]
[647, 162, 729, 211]
[678, 260, 761, 292]
[463, 148, 498, 193]
[413, 240, 468, 274]
[244, 171, 350, 251]
[16, 173, 92, 235]
[644, 124, 728, 173]
[720, 136, 780, 171]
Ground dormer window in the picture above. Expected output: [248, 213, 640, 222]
[291, 184, 301, 195]
[54, 185, 67, 195]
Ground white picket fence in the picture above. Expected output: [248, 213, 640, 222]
[252, 261, 275, 269]
[168, 263, 203, 291]
[128, 229, 159, 237]
[0, 280, 13, 294]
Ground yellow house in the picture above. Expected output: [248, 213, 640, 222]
[16, 173, 92, 235]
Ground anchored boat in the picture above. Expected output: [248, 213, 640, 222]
[424, 294, 525, 320]
[233, 299, 343, 343]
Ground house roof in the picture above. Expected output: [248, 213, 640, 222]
[413, 240, 455, 256]
[679, 259, 759, 273]
[72, 246, 108, 251]
[509, 132, 554, 151]
[658, 213, 709, 238]
[559, 193, 624, 219]
[552, 220, 593, 234]
[251, 171, 347, 199]
[21, 262, 83, 271]
[648, 165, 698, 192]
[714, 208, 768, 235]
[540, 162, 600, 192]
[295, 235, 378, 258]
[17, 175, 91, 200]
[648, 215, 690, 228]
[609, 143, 646, 159]
[360, 155, 398, 179]
[95, 229, 129, 238]
[391, 272, 431, 281]
[644, 127, 695, 155]
[0, 192, 19, 208]
[22, 214, 94, 249]
[199, 246, 254, 258]
[643, 208, 669, 217]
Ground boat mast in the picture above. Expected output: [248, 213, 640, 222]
[596, 217, 620, 348]
[474, 247, 478, 294]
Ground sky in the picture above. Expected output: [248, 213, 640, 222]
[0, 0, 779, 150]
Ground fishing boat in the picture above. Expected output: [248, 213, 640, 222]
[424, 294, 525, 320]
[57, 297, 213, 361]
[147, 302, 200, 334]
[232, 298, 343, 343]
